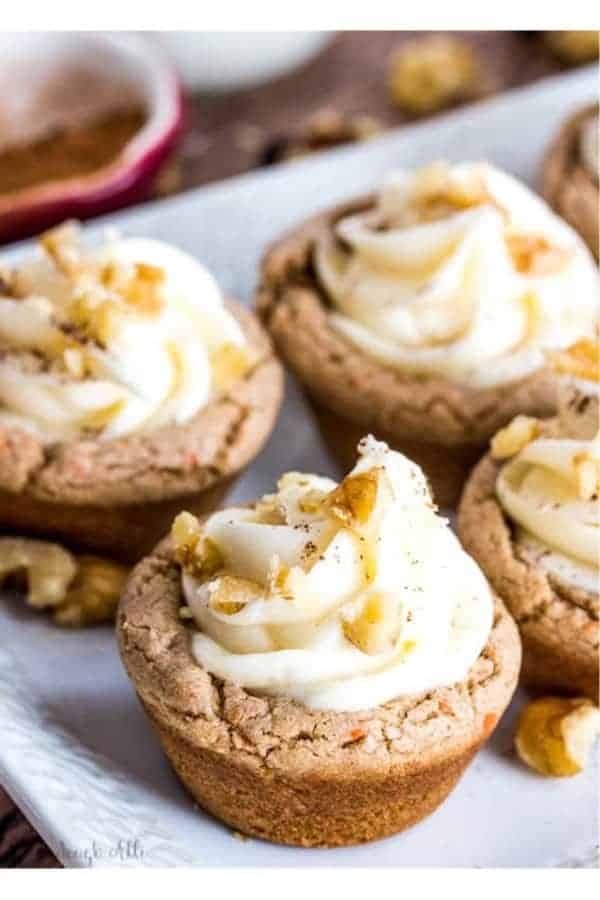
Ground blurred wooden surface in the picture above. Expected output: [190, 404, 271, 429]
[154, 30, 570, 198]
[0, 29, 585, 869]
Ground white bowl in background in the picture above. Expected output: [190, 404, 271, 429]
[153, 31, 332, 92]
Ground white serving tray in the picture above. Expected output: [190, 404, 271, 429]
[1, 68, 598, 868]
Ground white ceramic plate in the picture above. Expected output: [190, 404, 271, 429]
[1, 68, 598, 868]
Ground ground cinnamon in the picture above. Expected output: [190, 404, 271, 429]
[0, 107, 146, 196]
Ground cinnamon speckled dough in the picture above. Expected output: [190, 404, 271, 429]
[458, 452, 598, 701]
[117, 538, 521, 848]
[0, 303, 284, 561]
[542, 103, 599, 260]
[256, 198, 557, 506]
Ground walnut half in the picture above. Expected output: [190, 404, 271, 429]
[515, 697, 600, 777]
[490, 415, 541, 460]
[388, 36, 479, 115]
[0, 537, 127, 627]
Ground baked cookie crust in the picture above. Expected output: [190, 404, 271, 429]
[458, 452, 599, 701]
[542, 102, 599, 260]
[0, 303, 283, 561]
[118, 538, 521, 848]
[256, 198, 557, 506]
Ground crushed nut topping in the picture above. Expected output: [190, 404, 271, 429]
[341, 592, 404, 655]
[390, 162, 501, 228]
[515, 696, 600, 777]
[548, 339, 600, 383]
[326, 469, 380, 527]
[171, 511, 224, 578]
[573, 446, 600, 500]
[506, 234, 571, 276]
[491, 415, 541, 460]
[388, 36, 479, 115]
[208, 575, 255, 615]
[0, 537, 126, 626]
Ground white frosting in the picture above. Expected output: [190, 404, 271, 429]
[0, 233, 249, 443]
[497, 436, 599, 594]
[580, 113, 599, 183]
[183, 437, 493, 712]
[315, 162, 599, 388]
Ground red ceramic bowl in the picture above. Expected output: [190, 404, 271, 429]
[0, 32, 184, 244]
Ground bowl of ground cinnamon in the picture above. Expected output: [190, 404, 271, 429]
[0, 33, 183, 244]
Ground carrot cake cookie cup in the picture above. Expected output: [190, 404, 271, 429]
[257, 161, 599, 506]
[542, 103, 599, 260]
[119, 436, 520, 847]
[0, 224, 283, 562]
[458, 340, 599, 700]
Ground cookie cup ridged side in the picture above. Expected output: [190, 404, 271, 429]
[256, 199, 557, 508]
[542, 102, 599, 260]
[458, 453, 599, 700]
[0, 303, 284, 563]
[117, 538, 521, 848]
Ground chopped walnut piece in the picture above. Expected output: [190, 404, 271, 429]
[68, 295, 122, 347]
[0, 538, 126, 626]
[266, 556, 293, 599]
[209, 575, 258, 614]
[515, 697, 600, 777]
[397, 162, 501, 227]
[298, 489, 328, 515]
[547, 339, 600, 383]
[171, 511, 224, 578]
[342, 592, 403, 655]
[506, 234, 571, 275]
[40, 221, 84, 276]
[573, 449, 600, 500]
[254, 496, 285, 525]
[0, 537, 77, 608]
[326, 469, 379, 527]
[54, 555, 128, 627]
[62, 347, 86, 378]
[543, 31, 599, 65]
[388, 36, 479, 115]
[491, 415, 541, 460]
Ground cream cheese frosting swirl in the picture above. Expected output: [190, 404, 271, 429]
[0, 224, 252, 444]
[496, 427, 599, 595]
[177, 436, 493, 712]
[314, 161, 599, 388]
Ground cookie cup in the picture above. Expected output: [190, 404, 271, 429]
[458, 452, 598, 700]
[257, 199, 557, 507]
[0, 304, 283, 563]
[542, 103, 599, 260]
[118, 536, 521, 848]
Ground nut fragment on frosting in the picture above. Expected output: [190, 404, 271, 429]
[496, 420, 600, 594]
[0, 536, 127, 626]
[174, 436, 494, 712]
[515, 697, 600, 777]
[314, 162, 599, 388]
[0, 223, 253, 443]
[547, 338, 600, 441]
